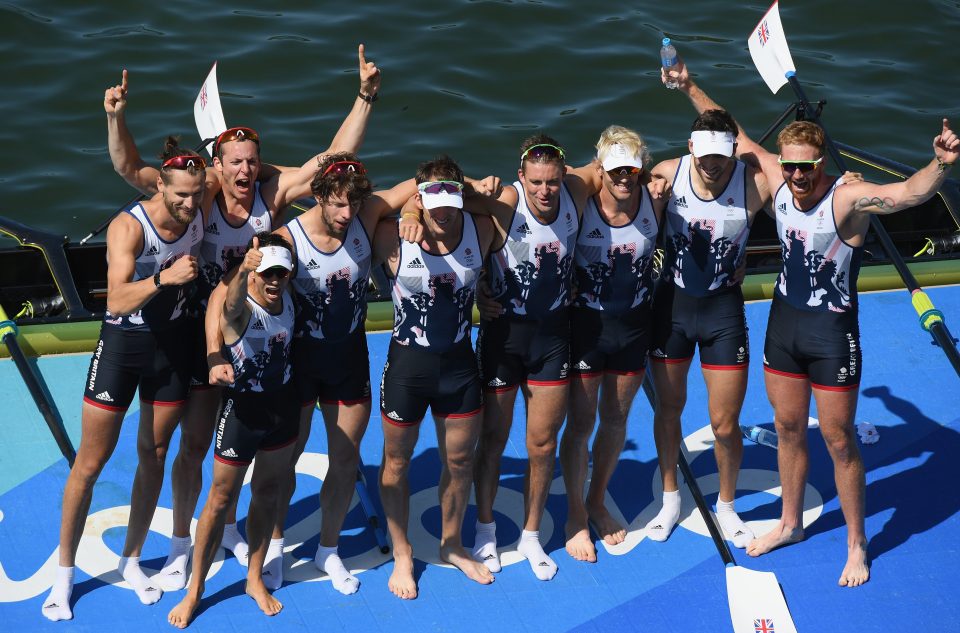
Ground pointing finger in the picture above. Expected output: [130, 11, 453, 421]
[358, 43, 366, 68]
[121, 68, 128, 94]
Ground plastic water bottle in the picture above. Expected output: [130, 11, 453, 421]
[740, 424, 778, 449]
[661, 37, 679, 89]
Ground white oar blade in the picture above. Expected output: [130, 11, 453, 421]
[194, 62, 228, 156]
[747, 0, 797, 94]
[726, 565, 798, 633]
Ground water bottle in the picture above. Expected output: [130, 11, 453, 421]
[661, 37, 679, 89]
[740, 424, 778, 449]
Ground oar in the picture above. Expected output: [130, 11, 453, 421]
[640, 377, 798, 633]
[0, 305, 76, 466]
[749, 0, 960, 378]
[79, 63, 228, 245]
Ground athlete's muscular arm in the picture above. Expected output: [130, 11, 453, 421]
[838, 118, 958, 218]
[104, 212, 199, 315]
[204, 281, 232, 385]
[567, 160, 603, 196]
[371, 217, 401, 277]
[105, 70, 159, 196]
[262, 45, 381, 212]
[221, 237, 259, 342]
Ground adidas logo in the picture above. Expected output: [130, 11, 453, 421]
[96, 391, 114, 402]
[487, 377, 507, 387]
[305, 258, 321, 271]
[650, 348, 667, 358]
[221, 448, 239, 458]
[651, 524, 663, 530]
[483, 554, 495, 561]
[145, 245, 160, 256]
[251, 319, 265, 330]
[167, 570, 183, 576]
[586, 228, 603, 239]
[516, 222, 532, 235]
[386, 410, 403, 421]
[674, 196, 688, 208]
[734, 530, 745, 537]
[205, 222, 220, 235]
[777, 202, 787, 214]
[575, 360, 591, 370]
[407, 258, 425, 269]
[538, 562, 550, 567]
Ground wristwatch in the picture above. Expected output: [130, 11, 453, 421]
[154, 271, 163, 289]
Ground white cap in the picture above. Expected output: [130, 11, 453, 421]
[420, 189, 463, 210]
[600, 143, 644, 171]
[690, 130, 736, 158]
[255, 245, 293, 273]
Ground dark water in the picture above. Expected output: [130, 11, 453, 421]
[1, 0, 957, 240]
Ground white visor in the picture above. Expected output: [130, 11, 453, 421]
[255, 245, 293, 273]
[690, 130, 736, 158]
[421, 190, 463, 210]
[600, 143, 644, 171]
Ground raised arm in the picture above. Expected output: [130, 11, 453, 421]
[105, 70, 160, 195]
[266, 44, 382, 210]
[104, 212, 198, 315]
[220, 236, 260, 341]
[839, 118, 958, 216]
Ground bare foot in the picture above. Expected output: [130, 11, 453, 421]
[167, 594, 201, 629]
[441, 544, 495, 585]
[565, 523, 597, 563]
[245, 579, 282, 616]
[746, 522, 804, 557]
[388, 554, 418, 600]
[838, 543, 870, 587]
[588, 504, 627, 546]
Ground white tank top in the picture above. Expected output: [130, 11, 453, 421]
[197, 182, 272, 303]
[287, 215, 371, 341]
[391, 213, 482, 352]
[224, 292, 294, 393]
[773, 180, 861, 312]
[103, 203, 203, 332]
[574, 188, 659, 313]
[664, 155, 750, 296]
[487, 182, 579, 319]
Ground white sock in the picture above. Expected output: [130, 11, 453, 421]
[118, 556, 162, 605]
[517, 530, 557, 581]
[715, 499, 754, 548]
[261, 538, 284, 590]
[156, 535, 191, 591]
[472, 520, 501, 573]
[221, 522, 249, 566]
[645, 490, 681, 542]
[41, 565, 74, 621]
[315, 545, 359, 595]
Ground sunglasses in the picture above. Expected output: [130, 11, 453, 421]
[778, 155, 824, 174]
[520, 143, 565, 164]
[214, 127, 260, 154]
[418, 180, 463, 195]
[322, 160, 367, 176]
[161, 155, 206, 170]
[606, 166, 642, 178]
[259, 267, 289, 280]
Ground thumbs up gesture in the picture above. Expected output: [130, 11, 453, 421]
[241, 236, 263, 274]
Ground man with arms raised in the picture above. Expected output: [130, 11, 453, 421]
[42, 144, 205, 621]
[270, 153, 418, 593]
[472, 136, 591, 580]
[559, 126, 665, 561]
[672, 63, 958, 586]
[102, 45, 379, 589]
[168, 233, 298, 628]
[372, 157, 497, 598]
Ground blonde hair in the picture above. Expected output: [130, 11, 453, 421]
[596, 125, 651, 167]
[777, 121, 825, 153]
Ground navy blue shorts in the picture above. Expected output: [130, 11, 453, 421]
[649, 282, 749, 370]
[570, 306, 651, 376]
[477, 310, 570, 391]
[293, 329, 372, 407]
[83, 321, 192, 412]
[763, 296, 861, 391]
[380, 340, 482, 426]
[214, 383, 300, 465]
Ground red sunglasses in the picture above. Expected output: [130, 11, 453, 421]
[214, 127, 260, 154]
[161, 155, 207, 170]
[322, 160, 367, 176]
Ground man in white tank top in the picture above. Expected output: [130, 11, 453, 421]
[101, 46, 382, 589]
[169, 233, 298, 628]
[674, 61, 959, 587]
[43, 154, 205, 621]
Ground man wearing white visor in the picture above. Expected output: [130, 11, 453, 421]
[169, 232, 299, 627]
[645, 109, 771, 548]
